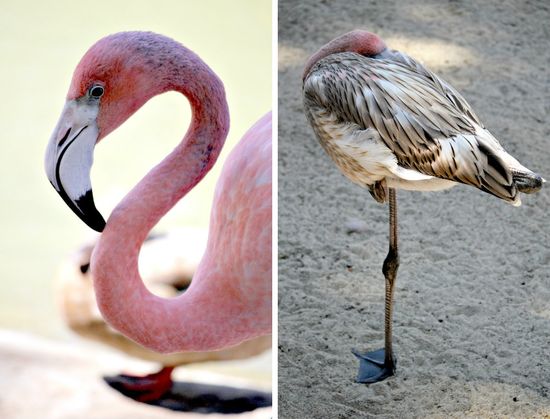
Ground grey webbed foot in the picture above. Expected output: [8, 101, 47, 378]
[352, 348, 395, 383]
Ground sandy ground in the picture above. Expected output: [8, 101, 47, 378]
[0, 330, 271, 419]
[278, 0, 550, 417]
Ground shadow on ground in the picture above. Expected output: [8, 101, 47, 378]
[105, 376, 272, 414]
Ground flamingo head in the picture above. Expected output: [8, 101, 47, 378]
[45, 32, 171, 232]
[303, 30, 387, 80]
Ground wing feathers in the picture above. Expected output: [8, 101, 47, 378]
[303, 51, 520, 203]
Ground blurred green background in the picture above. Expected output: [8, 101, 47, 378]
[0, 0, 271, 338]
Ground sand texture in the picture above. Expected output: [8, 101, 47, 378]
[278, 0, 550, 417]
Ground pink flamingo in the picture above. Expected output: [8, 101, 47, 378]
[303, 30, 543, 383]
[45, 32, 271, 358]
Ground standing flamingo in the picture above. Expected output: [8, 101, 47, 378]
[302, 30, 543, 383]
[45, 32, 271, 355]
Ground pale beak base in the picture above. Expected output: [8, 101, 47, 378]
[45, 99, 106, 232]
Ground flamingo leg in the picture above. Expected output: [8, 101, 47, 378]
[104, 366, 175, 402]
[353, 187, 398, 383]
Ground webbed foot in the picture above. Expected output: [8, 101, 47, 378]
[352, 348, 395, 383]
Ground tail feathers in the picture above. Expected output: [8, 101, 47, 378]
[474, 142, 518, 203]
[513, 170, 544, 194]
[475, 138, 543, 205]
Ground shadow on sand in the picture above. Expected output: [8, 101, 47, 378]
[104, 375, 272, 414]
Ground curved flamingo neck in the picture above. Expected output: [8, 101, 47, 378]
[108, 64, 229, 245]
[91, 43, 231, 352]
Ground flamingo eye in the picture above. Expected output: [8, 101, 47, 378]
[89, 85, 104, 98]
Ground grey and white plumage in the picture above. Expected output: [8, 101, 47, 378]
[302, 30, 544, 384]
[303, 31, 543, 205]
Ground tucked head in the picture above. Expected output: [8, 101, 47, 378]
[302, 30, 387, 80]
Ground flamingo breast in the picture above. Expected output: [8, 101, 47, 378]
[305, 101, 456, 192]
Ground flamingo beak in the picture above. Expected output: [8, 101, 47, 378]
[45, 99, 106, 232]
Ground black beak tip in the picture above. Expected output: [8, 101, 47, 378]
[52, 183, 106, 232]
[74, 190, 106, 232]
[87, 214, 106, 233]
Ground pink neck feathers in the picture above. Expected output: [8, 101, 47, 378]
[90, 33, 233, 352]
